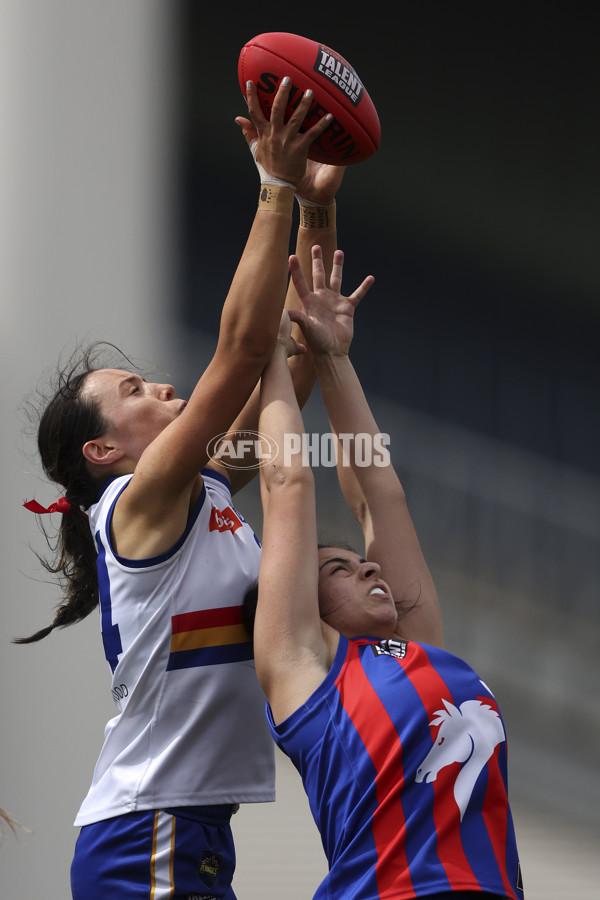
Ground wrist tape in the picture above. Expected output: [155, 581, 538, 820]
[257, 185, 296, 215]
[250, 139, 296, 189]
[297, 198, 336, 230]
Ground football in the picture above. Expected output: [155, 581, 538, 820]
[238, 32, 380, 166]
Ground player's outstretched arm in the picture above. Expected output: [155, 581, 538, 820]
[253, 314, 329, 724]
[213, 158, 345, 494]
[289, 247, 444, 647]
[110, 80, 333, 556]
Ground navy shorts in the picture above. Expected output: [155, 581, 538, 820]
[70, 805, 239, 899]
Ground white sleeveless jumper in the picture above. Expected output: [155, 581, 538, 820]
[74, 468, 274, 826]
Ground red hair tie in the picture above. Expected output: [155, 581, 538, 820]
[23, 497, 72, 514]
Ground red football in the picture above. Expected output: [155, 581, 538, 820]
[238, 32, 380, 166]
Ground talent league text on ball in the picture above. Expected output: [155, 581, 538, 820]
[313, 46, 364, 106]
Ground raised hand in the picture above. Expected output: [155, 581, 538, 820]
[287, 246, 374, 356]
[235, 79, 332, 187]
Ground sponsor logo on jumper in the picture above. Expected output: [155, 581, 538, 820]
[373, 639, 408, 659]
[209, 506, 243, 534]
[313, 46, 364, 106]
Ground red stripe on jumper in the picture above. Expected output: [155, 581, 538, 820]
[405, 644, 475, 889]
[171, 606, 243, 634]
[335, 642, 414, 899]
[480, 736, 515, 899]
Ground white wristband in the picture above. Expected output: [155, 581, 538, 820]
[250, 139, 296, 189]
[295, 194, 335, 208]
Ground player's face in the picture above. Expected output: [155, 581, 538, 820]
[82, 368, 187, 462]
[317, 547, 398, 639]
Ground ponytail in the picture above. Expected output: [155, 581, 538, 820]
[15, 503, 99, 643]
[16, 342, 134, 643]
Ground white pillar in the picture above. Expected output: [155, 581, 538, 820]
[0, 3, 173, 896]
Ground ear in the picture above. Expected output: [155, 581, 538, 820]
[82, 438, 124, 468]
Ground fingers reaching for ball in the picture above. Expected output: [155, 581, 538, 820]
[242, 77, 332, 188]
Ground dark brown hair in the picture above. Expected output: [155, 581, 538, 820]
[16, 342, 135, 643]
[242, 540, 359, 638]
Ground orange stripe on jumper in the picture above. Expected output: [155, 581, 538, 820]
[170, 623, 249, 652]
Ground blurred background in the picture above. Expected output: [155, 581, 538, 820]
[1, 2, 598, 897]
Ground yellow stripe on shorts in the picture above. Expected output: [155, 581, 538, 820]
[150, 810, 176, 898]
